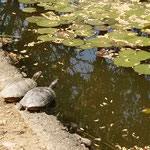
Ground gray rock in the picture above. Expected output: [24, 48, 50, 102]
[81, 137, 91, 147]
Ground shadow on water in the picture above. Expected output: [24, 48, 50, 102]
[0, 0, 150, 149]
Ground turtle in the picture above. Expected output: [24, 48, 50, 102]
[0, 71, 42, 102]
[18, 79, 58, 111]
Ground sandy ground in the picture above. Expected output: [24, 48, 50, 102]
[0, 49, 89, 150]
[0, 98, 47, 150]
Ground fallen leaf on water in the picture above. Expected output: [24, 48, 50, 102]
[61, 68, 66, 72]
[33, 63, 38, 66]
[93, 119, 99, 122]
[142, 108, 150, 114]
[94, 144, 99, 147]
[105, 97, 108, 100]
[103, 102, 108, 105]
[94, 138, 101, 141]
[110, 123, 114, 127]
[20, 50, 27, 53]
[58, 62, 64, 65]
[51, 65, 57, 68]
[110, 100, 113, 103]
[24, 55, 29, 58]
[99, 126, 105, 129]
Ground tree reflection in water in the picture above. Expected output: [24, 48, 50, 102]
[0, 0, 150, 149]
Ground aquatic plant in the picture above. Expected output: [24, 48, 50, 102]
[19, 0, 150, 75]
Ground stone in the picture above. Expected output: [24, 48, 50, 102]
[81, 137, 91, 147]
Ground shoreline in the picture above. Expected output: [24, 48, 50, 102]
[0, 48, 90, 150]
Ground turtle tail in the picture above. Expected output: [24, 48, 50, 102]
[49, 79, 58, 90]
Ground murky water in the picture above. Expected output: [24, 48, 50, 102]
[0, 0, 150, 149]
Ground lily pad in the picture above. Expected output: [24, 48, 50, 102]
[135, 51, 150, 61]
[36, 19, 60, 27]
[37, 34, 55, 42]
[62, 39, 84, 47]
[19, 0, 37, 4]
[26, 16, 44, 23]
[103, 18, 118, 25]
[37, 28, 57, 34]
[79, 44, 93, 50]
[22, 7, 37, 13]
[90, 12, 102, 19]
[75, 29, 96, 37]
[86, 37, 111, 47]
[134, 64, 150, 75]
[85, 19, 102, 26]
[70, 24, 92, 31]
[56, 6, 76, 13]
[119, 49, 136, 58]
[114, 57, 140, 67]
[94, 25, 110, 31]
[54, 30, 76, 40]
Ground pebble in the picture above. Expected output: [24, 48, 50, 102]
[73, 133, 81, 140]
[0, 120, 6, 126]
[81, 137, 91, 147]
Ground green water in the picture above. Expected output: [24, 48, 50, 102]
[0, 0, 150, 149]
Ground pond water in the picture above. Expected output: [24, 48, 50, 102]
[0, 0, 150, 149]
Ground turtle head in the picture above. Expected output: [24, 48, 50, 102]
[32, 71, 42, 80]
[49, 79, 59, 90]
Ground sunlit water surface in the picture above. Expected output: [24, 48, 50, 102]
[0, 0, 150, 149]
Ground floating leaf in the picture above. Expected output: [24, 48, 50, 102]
[85, 19, 102, 26]
[22, 7, 37, 13]
[60, 14, 76, 20]
[86, 37, 111, 47]
[134, 64, 150, 75]
[135, 51, 150, 61]
[79, 44, 93, 50]
[114, 57, 140, 67]
[143, 23, 150, 29]
[54, 30, 76, 40]
[37, 28, 57, 34]
[90, 12, 102, 19]
[37, 34, 55, 42]
[19, 0, 37, 4]
[62, 39, 84, 47]
[75, 29, 96, 37]
[26, 16, 44, 23]
[142, 108, 150, 114]
[103, 18, 118, 25]
[70, 24, 92, 31]
[119, 49, 136, 59]
[36, 19, 60, 27]
[56, 6, 76, 13]
[94, 25, 110, 31]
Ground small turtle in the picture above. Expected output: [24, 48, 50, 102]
[0, 71, 42, 102]
[18, 79, 58, 111]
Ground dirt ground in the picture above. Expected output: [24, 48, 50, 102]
[0, 98, 47, 150]
[0, 49, 89, 150]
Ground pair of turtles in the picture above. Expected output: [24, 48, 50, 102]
[0, 71, 58, 111]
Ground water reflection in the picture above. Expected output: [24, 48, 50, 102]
[0, 0, 150, 149]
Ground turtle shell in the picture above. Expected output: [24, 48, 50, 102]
[1, 78, 37, 102]
[20, 87, 55, 110]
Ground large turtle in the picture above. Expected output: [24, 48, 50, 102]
[0, 71, 42, 102]
[18, 79, 58, 111]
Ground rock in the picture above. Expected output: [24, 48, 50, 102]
[81, 137, 91, 147]
[73, 133, 81, 140]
